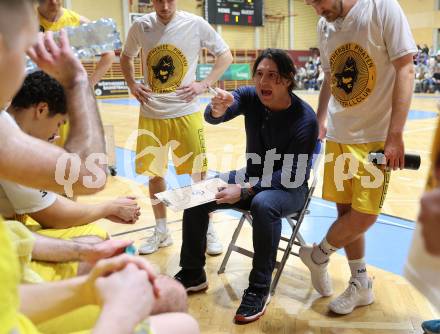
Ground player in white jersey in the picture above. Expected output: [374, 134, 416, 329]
[121, 0, 233, 255]
[302, 0, 416, 315]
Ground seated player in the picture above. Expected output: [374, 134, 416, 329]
[0, 1, 198, 332]
[2, 71, 142, 280]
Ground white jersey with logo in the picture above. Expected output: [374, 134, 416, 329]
[318, 0, 417, 144]
[123, 11, 229, 119]
[0, 111, 56, 218]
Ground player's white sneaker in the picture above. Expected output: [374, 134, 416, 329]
[206, 222, 223, 256]
[328, 278, 374, 315]
[299, 245, 333, 297]
[139, 229, 173, 255]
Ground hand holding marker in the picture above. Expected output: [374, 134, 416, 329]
[208, 86, 218, 96]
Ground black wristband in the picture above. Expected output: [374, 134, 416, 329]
[240, 187, 251, 200]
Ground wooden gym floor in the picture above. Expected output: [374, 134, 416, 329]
[79, 91, 440, 333]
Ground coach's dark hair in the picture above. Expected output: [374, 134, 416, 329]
[11, 71, 67, 116]
[252, 48, 297, 91]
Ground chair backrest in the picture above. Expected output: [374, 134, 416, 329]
[308, 139, 324, 191]
[217, 140, 325, 295]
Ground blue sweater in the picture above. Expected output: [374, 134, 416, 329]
[205, 86, 318, 194]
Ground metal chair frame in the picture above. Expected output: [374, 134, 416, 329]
[217, 141, 323, 295]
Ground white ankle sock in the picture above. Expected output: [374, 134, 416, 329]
[156, 218, 167, 234]
[312, 237, 338, 264]
[207, 218, 214, 233]
[348, 258, 368, 287]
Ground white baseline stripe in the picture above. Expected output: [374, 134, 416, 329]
[308, 320, 411, 330]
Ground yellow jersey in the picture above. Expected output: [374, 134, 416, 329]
[38, 8, 81, 32]
[0, 220, 40, 334]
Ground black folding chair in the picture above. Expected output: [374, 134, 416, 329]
[217, 140, 323, 295]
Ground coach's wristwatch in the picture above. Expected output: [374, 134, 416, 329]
[240, 186, 254, 201]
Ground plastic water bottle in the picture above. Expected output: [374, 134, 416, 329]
[26, 18, 122, 73]
[368, 151, 421, 170]
[124, 244, 138, 255]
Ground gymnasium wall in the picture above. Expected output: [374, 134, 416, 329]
[399, 0, 440, 48]
[67, 0, 440, 51]
[70, 0, 124, 36]
[68, 0, 319, 51]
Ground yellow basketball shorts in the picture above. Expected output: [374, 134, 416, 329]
[322, 140, 391, 215]
[29, 223, 108, 282]
[37, 306, 155, 334]
[37, 306, 98, 334]
[135, 112, 208, 177]
[34, 223, 108, 240]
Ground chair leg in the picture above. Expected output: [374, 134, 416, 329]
[217, 213, 247, 274]
[270, 219, 305, 295]
[271, 234, 295, 295]
[295, 232, 305, 246]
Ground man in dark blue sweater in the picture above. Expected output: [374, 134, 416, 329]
[174, 48, 318, 323]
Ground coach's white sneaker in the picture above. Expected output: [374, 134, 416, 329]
[206, 222, 223, 256]
[299, 245, 333, 297]
[328, 278, 374, 315]
[139, 229, 173, 255]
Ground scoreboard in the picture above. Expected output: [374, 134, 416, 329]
[205, 0, 264, 27]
